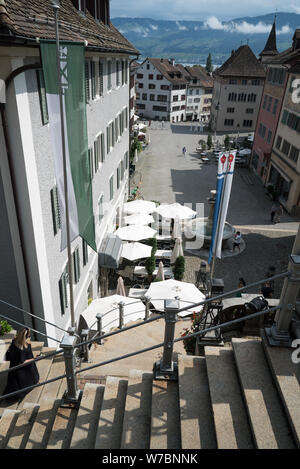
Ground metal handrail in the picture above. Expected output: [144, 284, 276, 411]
[0, 298, 70, 336]
[0, 313, 61, 343]
[0, 304, 281, 402]
[0, 348, 63, 376]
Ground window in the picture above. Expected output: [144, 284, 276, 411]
[251, 79, 260, 86]
[273, 99, 279, 116]
[161, 85, 169, 90]
[248, 93, 256, 103]
[121, 60, 128, 85]
[173, 95, 178, 102]
[224, 119, 234, 126]
[227, 107, 235, 113]
[50, 186, 61, 236]
[229, 79, 237, 84]
[282, 140, 291, 156]
[88, 148, 94, 179]
[267, 129, 272, 144]
[228, 92, 237, 102]
[107, 61, 112, 91]
[72, 247, 80, 284]
[242, 79, 248, 85]
[281, 110, 289, 125]
[267, 96, 273, 112]
[149, 84, 156, 89]
[137, 103, 145, 109]
[142, 93, 147, 100]
[109, 175, 114, 200]
[36, 70, 49, 125]
[146, 64, 150, 70]
[258, 123, 266, 138]
[138, 83, 144, 89]
[94, 138, 99, 172]
[85, 61, 90, 103]
[246, 108, 254, 114]
[263, 94, 268, 110]
[238, 93, 247, 102]
[153, 105, 167, 112]
[156, 74, 163, 80]
[137, 73, 143, 79]
[243, 120, 253, 127]
[98, 194, 104, 223]
[116, 61, 120, 87]
[252, 151, 259, 169]
[82, 239, 88, 266]
[157, 95, 167, 102]
[106, 125, 111, 155]
[98, 61, 104, 96]
[289, 146, 299, 163]
[150, 94, 155, 101]
[149, 74, 154, 79]
[59, 270, 68, 316]
[276, 136, 282, 150]
[100, 133, 105, 163]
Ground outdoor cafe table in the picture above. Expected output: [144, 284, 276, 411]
[128, 288, 148, 299]
[155, 249, 172, 258]
[134, 266, 173, 278]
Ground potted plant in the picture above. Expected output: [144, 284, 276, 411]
[207, 134, 212, 150]
[145, 255, 156, 282]
[0, 320, 13, 336]
[173, 256, 185, 281]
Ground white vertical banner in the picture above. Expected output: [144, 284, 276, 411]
[215, 151, 236, 259]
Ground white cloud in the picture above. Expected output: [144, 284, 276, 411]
[150, 24, 158, 30]
[204, 16, 292, 35]
[176, 21, 187, 30]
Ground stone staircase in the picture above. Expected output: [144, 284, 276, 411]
[0, 329, 299, 449]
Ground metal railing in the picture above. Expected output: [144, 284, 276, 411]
[0, 266, 298, 406]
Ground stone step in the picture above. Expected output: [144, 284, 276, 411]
[150, 378, 181, 449]
[261, 332, 300, 448]
[5, 403, 39, 449]
[31, 341, 45, 357]
[205, 346, 254, 449]
[121, 370, 153, 449]
[21, 347, 56, 405]
[70, 383, 105, 449]
[0, 331, 16, 361]
[95, 377, 128, 449]
[0, 409, 20, 449]
[232, 338, 295, 449]
[25, 399, 61, 449]
[178, 355, 217, 449]
[0, 362, 9, 396]
[37, 354, 66, 403]
[46, 404, 78, 449]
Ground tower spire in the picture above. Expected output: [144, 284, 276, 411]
[259, 16, 279, 61]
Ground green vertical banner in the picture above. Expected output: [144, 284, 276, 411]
[40, 40, 96, 252]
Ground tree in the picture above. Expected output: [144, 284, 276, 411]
[224, 135, 230, 150]
[206, 53, 213, 74]
[130, 137, 142, 163]
[207, 134, 213, 150]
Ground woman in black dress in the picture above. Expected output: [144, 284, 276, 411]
[3, 328, 39, 401]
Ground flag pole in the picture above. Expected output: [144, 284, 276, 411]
[52, 1, 75, 328]
[210, 153, 230, 285]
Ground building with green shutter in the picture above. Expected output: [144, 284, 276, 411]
[0, 0, 139, 345]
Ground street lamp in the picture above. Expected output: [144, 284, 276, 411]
[51, 0, 76, 328]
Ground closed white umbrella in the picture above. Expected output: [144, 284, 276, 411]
[123, 200, 157, 215]
[121, 242, 152, 261]
[155, 203, 197, 220]
[116, 276, 126, 296]
[124, 213, 154, 225]
[171, 238, 184, 264]
[172, 215, 181, 239]
[79, 295, 145, 333]
[115, 225, 157, 241]
[145, 279, 205, 317]
[156, 261, 165, 281]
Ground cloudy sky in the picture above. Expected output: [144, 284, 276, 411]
[110, 0, 300, 21]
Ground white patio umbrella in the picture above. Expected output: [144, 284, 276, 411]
[156, 261, 165, 281]
[145, 279, 205, 317]
[116, 276, 126, 296]
[115, 225, 157, 241]
[172, 215, 182, 239]
[79, 295, 145, 333]
[155, 203, 197, 220]
[171, 238, 184, 264]
[124, 213, 154, 225]
[123, 200, 157, 215]
[238, 149, 251, 155]
[121, 242, 152, 261]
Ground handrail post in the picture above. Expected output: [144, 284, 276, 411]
[143, 296, 151, 320]
[96, 313, 104, 345]
[60, 334, 80, 407]
[80, 329, 89, 362]
[266, 254, 300, 347]
[153, 298, 179, 381]
[119, 301, 125, 329]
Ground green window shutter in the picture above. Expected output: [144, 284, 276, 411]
[99, 61, 103, 96]
[73, 248, 80, 284]
[91, 61, 96, 99]
[82, 239, 88, 266]
[85, 61, 90, 103]
[117, 166, 120, 189]
[50, 186, 61, 236]
[100, 133, 105, 162]
[59, 273, 68, 315]
[88, 148, 94, 179]
[36, 70, 49, 125]
[94, 140, 98, 172]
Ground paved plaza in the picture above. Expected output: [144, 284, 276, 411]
[132, 122, 300, 296]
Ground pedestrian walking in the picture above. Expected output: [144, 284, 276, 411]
[274, 204, 283, 224]
[270, 203, 277, 223]
[236, 278, 246, 297]
[182, 146, 187, 156]
[232, 231, 242, 253]
[261, 281, 273, 298]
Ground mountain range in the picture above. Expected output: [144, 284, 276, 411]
[112, 12, 300, 66]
